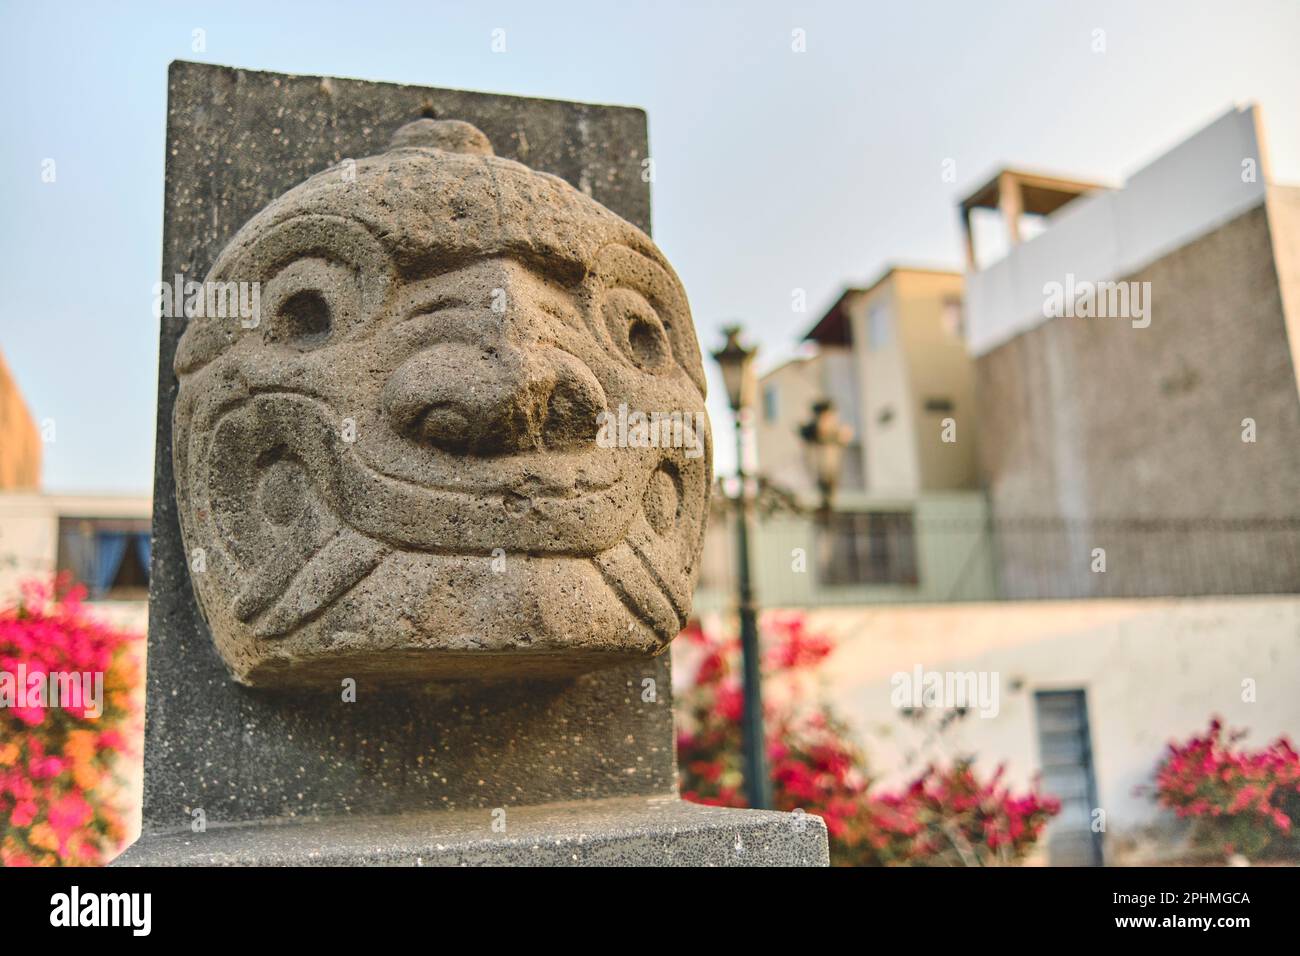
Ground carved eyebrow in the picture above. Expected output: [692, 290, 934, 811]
[598, 241, 674, 278]
[394, 242, 590, 288]
[400, 293, 471, 322]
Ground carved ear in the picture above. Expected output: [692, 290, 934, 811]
[203, 394, 388, 638]
[174, 214, 392, 375]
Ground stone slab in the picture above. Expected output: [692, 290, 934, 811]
[116, 796, 829, 867]
[141, 62, 669, 833]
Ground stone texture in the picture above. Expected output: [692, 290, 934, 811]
[173, 111, 710, 687]
[976, 202, 1300, 597]
[127, 64, 826, 869]
[142, 62, 694, 828]
[116, 795, 827, 867]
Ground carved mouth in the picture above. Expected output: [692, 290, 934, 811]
[358, 444, 623, 501]
[185, 390, 700, 648]
[203, 392, 643, 560]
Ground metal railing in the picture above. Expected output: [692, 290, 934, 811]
[694, 514, 1300, 608]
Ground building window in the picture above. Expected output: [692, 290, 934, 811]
[941, 297, 964, 339]
[1034, 690, 1104, 866]
[56, 517, 151, 600]
[867, 305, 892, 350]
[762, 384, 779, 423]
[924, 397, 954, 414]
[816, 511, 918, 586]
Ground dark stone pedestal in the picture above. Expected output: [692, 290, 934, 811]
[116, 796, 826, 867]
[121, 62, 827, 868]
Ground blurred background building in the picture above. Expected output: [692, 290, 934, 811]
[0, 350, 41, 492]
[965, 104, 1300, 599]
[0, 347, 150, 633]
[3, 99, 1296, 868]
[694, 104, 1300, 866]
[0, 346, 150, 846]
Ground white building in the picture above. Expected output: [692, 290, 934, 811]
[0, 491, 151, 634]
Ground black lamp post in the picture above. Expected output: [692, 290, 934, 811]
[710, 325, 771, 810]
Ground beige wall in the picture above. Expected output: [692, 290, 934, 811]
[1266, 184, 1300, 404]
[893, 270, 979, 491]
[845, 270, 977, 495]
[0, 351, 41, 491]
[756, 346, 866, 498]
[755, 354, 829, 498]
[757, 270, 977, 501]
[852, 281, 918, 494]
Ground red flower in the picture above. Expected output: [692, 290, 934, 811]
[1, 576, 141, 866]
[10, 800, 38, 827]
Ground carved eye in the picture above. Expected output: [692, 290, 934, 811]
[275, 290, 332, 348]
[602, 288, 671, 372]
[261, 258, 360, 351]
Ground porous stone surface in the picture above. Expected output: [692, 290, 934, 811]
[115, 795, 829, 867]
[172, 103, 710, 687]
[141, 63, 687, 831]
[130, 64, 823, 867]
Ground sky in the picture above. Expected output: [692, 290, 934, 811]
[1, 0, 1298, 492]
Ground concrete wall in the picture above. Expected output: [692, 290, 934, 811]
[0, 351, 41, 491]
[965, 106, 1269, 356]
[798, 596, 1300, 864]
[976, 202, 1300, 597]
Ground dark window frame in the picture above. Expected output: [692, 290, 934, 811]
[55, 516, 152, 601]
[815, 510, 919, 587]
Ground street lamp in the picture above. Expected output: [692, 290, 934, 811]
[799, 399, 853, 520]
[710, 325, 772, 810]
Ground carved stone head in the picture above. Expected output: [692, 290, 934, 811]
[173, 120, 711, 686]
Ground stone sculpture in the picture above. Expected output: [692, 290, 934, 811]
[172, 119, 711, 686]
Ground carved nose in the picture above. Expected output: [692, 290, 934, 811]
[383, 341, 606, 454]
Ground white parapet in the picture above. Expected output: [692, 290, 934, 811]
[966, 105, 1269, 356]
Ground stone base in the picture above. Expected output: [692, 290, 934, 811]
[114, 796, 829, 867]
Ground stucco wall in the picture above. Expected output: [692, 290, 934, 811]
[893, 270, 978, 491]
[799, 596, 1300, 864]
[975, 202, 1300, 597]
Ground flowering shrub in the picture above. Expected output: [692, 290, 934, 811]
[1, 576, 140, 866]
[1153, 717, 1300, 862]
[676, 614, 1058, 865]
[853, 760, 1059, 866]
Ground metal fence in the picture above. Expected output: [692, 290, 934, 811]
[989, 516, 1300, 600]
[695, 513, 1300, 609]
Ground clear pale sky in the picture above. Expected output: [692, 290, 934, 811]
[2, 0, 1297, 492]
